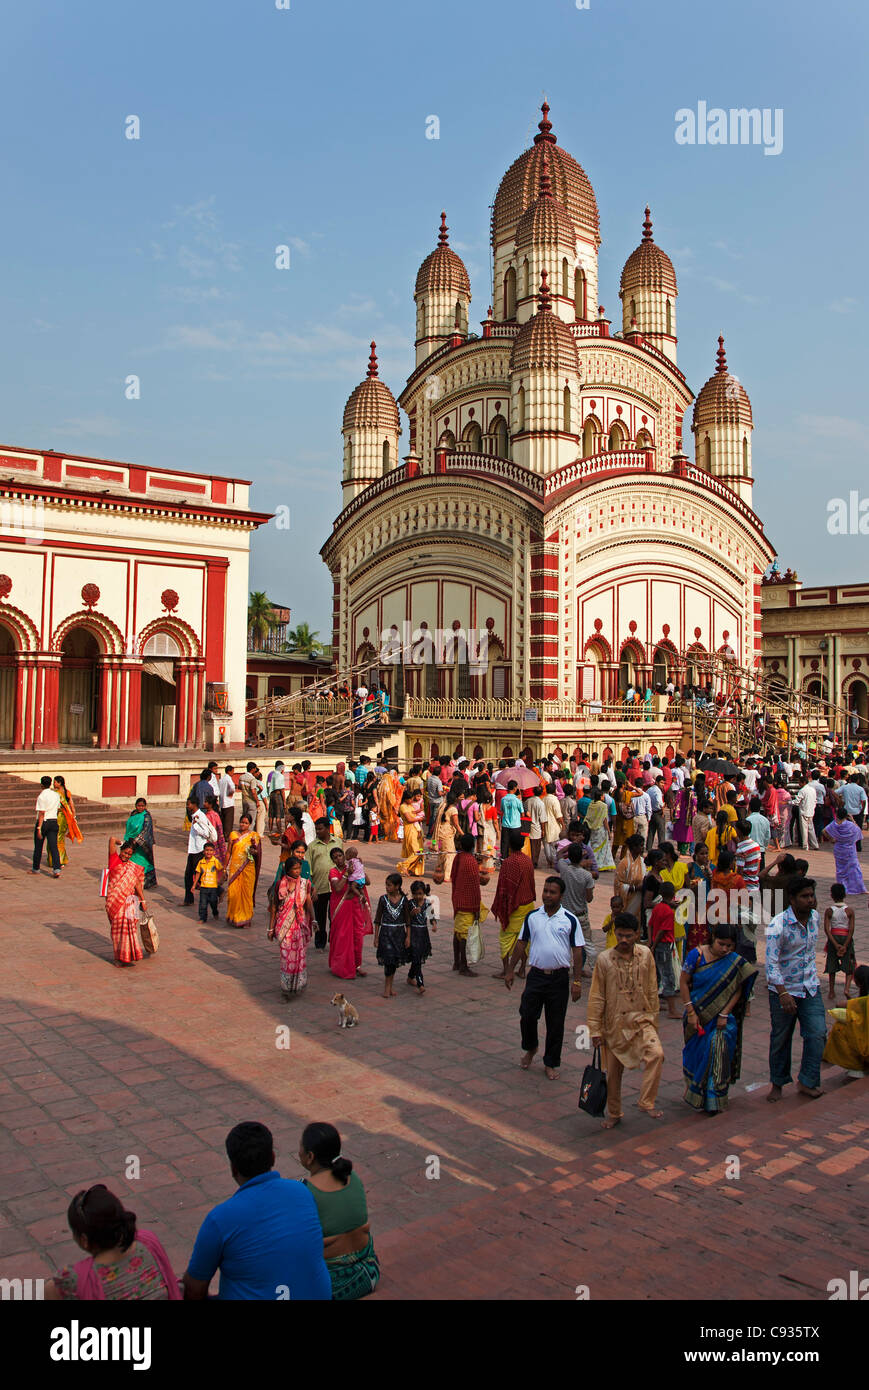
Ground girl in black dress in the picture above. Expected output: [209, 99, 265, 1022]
[373, 874, 410, 998]
[406, 879, 436, 994]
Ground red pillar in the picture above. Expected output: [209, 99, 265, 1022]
[13, 660, 24, 750]
[204, 559, 228, 683]
[187, 663, 196, 747]
[175, 663, 188, 746]
[111, 664, 122, 748]
[194, 663, 204, 746]
[98, 663, 110, 747]
[42, 663, 60, 744]
[126, 664, 142, 746]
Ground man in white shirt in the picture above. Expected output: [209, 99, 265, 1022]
[646, 777, 667, 850]
[218, 766, 237, 838]
[207, 761, 221, 800]
[32, 776, 62, 876]
[504, 877, 584, 1081]
[792, 776, 818, 850]
[632, 783, 652, 845]
[526, 791, 548, 867]
[542, 788, 564, 867]
[741, 760, 759, 795]
[184, 798, 217, 904]
[267, 762, 286, 834]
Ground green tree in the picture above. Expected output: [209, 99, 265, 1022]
[283, 621, 324, 657]
[248, 591, 276, 651]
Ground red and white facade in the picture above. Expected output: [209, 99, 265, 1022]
[322, 104, 775, 702]
[0, 446, 270, 749]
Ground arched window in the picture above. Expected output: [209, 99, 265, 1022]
[652, 647, 669, 688]
[143, 633, 181, 658]
[438, 429, 456, 451]
[454, 299, 466, 333]
[490, 415, 509, 459]
[742, 436, 749, 475]
[666, 299, 672, 336]
[582, 415, 600, 458]
[417, 300, 426, 338]
[462, 420, 482, 452]
[636, 428, 652, 451]
[563, 386, 571, 433]
[521, 259, 529, 298]
[382, 440, 390, 475]
[562, 258, 569, 298]
[702, 435, 711, 471]
[608, 421, 627, 452]
[343, 437, 353, 479]
[630, 297, 636, 321]
[516, 385, 525, 433]
[503, 267, 516, 320]
[574, 268, 586, 319]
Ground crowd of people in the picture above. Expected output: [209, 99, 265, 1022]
[27, 737, 869, 1297]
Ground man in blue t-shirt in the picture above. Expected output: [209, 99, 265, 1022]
[499, 781, 523, 860]
[183, 1122, 330, 1300]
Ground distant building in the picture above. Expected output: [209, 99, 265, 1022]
[761, 572, 869, 735]
[0, 444, 269, 749]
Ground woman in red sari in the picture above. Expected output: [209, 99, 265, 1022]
[104, 837, 148, 968]
[328, 847, 370, 980]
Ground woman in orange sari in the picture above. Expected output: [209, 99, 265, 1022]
[54, 776, 83, 867]
[376, 770, 403, 842]
[396, 789, 426, 876]
[104, 836, 148, 968]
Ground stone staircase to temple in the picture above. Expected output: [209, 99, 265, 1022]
[0, 771, 126, 840]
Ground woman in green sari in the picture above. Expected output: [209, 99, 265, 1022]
[124, 798, 157, 889]
[298, 1122, 379, 1301]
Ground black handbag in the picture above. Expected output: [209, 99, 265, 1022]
[577, 1046, 608, 1117]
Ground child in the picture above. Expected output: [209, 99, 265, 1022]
[602, 893, 623, 950]
[193, 842, 225, 923]
[824, 883, 856, 999]
[352, 790, 364, 839]
[407, 879, 436, 994]
[368, 804, 381, 842]
[648, 881, 680, 1018]
[373, 873, 410, 998]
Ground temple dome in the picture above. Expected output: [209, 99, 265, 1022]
[492, 103, 599, 250]
[693, 337, 753, 429]
[342, 342, 400, 432]
[620, 207, 677, 295]
[415, 213, 471, 297]
[509, 271, 580, 373]
[515, 146, 577, 250]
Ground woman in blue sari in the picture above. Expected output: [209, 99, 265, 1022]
[680, 922, 756, 1113]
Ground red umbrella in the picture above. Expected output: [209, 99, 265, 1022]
[493, 766, 544, 793]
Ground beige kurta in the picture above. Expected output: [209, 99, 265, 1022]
[586, 945, 661, 1068]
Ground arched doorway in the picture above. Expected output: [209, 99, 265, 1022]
[59, 629, 100, 744]
[847, 678, 868, 736]
[618, 644, 643, 695]
[0, 626, 15, 746]
[141, 633, 180, 746]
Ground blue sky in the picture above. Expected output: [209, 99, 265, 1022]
[0, 0, 866, 631]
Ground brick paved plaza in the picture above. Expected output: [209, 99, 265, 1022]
[1, 817, 867, 1301]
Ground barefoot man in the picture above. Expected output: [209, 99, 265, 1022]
[491, 829, 536, 980]
[765, 876, 826, 1102]
[587, 912, 664, 1128]
[505, 877, 583, 1081]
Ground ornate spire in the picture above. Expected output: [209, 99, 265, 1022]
[538, 268, 552, 312]
[715, 335, 727, 374]
[366, 341, 378, 379]
[438, 211, 449, 246]
[533, 100, 557, 146]
[642, 205, 653, 241]
[539, 144, 553, 198]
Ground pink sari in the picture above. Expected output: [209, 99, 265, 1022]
[274, 878, 312, 994]
[73, 1228, 181, 1300]
[328, 867, 370, 979]
[105, 854, 144, 964]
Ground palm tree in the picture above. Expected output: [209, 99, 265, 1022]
[248, 592, 276, 651]
[283, 622, 324, 658]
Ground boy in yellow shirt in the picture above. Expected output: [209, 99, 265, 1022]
[193, 842, 225, 922]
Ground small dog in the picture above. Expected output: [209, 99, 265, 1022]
[330, 992, 359, 1028]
